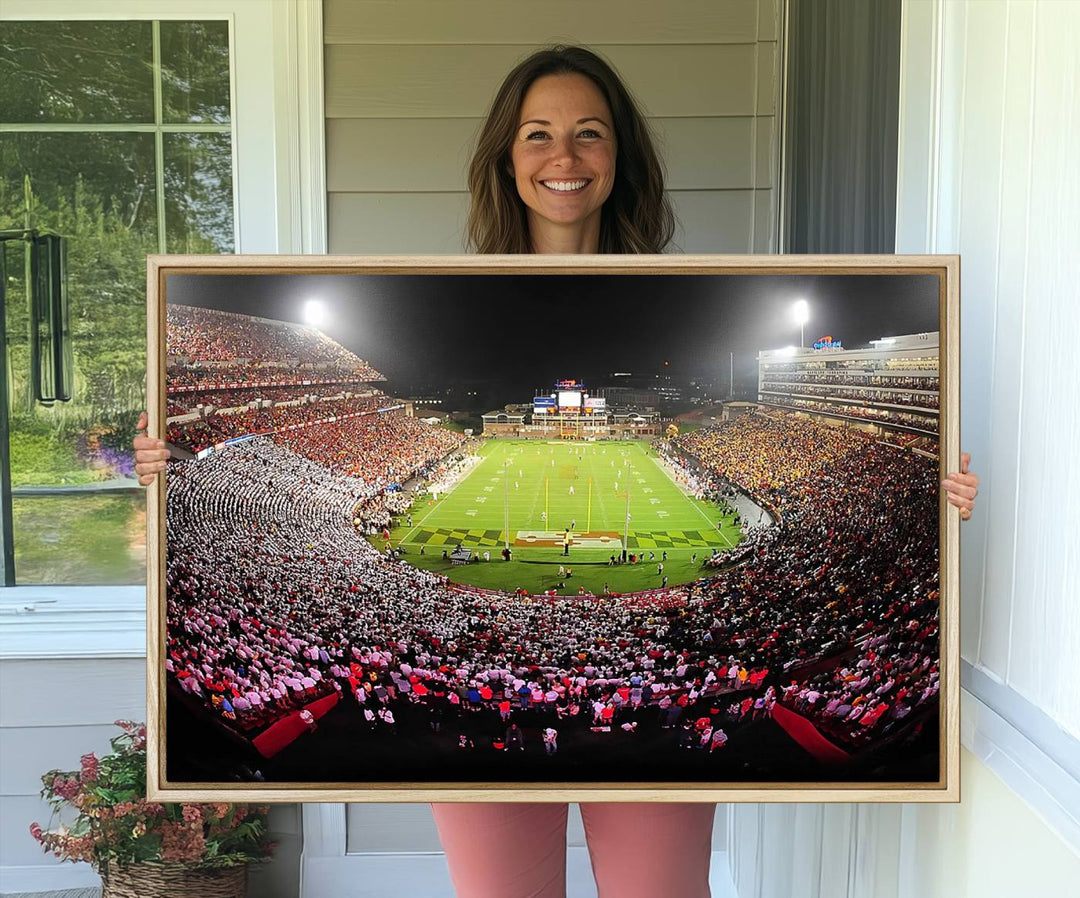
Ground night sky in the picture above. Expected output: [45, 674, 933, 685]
[167, 272, 939, 403]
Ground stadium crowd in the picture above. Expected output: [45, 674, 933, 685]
[275, 413, 463, 484]
[167, 305, 382, 390]
[759, 383, 939, 410]
[760, 372, 937, 390]
[762, 397, 938, 431]
[167, 367, 382, 391]
[167, 383, 377, 416]
[166, 396, 387, 453]
[166, 401, 940, 761]
[673, 414, 940, 745]
[168, 305, 372, 369]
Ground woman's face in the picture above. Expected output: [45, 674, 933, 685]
[509, 73, 617, 244]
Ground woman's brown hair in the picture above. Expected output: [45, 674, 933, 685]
[466, 46, 675, 254]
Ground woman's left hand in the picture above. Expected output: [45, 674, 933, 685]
[942, 451, 979, 521]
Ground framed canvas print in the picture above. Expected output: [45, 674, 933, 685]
[146, 254, 959, 803]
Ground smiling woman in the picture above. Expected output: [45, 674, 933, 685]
[509, 73, 617, 253]
[466, 45, 674, 255]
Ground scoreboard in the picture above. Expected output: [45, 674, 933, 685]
[533, 380, 607, 417]
[558, 390, 582, 411]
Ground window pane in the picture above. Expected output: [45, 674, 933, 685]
[0, 22, 154, 124]
[164, 133, 235, 252]
[1, 132, 156, 584]
[160, 21, 232, 124]
[12, 493, 146, 585]
[1, 20, 235, 586]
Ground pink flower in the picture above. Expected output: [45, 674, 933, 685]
[208, 802, 231, 819]
[52, 777, 80, 801]
[137, 799, 166, 817]
[160, 821, 206, 863]
[59, 834, 96, 864]
[181, 805, 202, 824]
[80, 753, 99, 782]
[29, 822, 43, 842]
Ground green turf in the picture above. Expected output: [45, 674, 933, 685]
[378, 439, 742, 595]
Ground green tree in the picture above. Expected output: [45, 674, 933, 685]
[0, 19, 233, 483]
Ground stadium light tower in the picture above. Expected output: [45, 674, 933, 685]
[304, 299, 326, 328]
[792, 299, 809, 348]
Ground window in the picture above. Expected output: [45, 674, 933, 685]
[0, 19, 234, 584]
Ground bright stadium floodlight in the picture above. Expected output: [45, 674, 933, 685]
[792, 299, 810, 348]
[304, 299, 326, 327]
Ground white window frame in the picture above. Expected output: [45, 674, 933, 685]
[0, 0, 325, 660]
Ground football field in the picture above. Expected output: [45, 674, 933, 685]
[384, 439, 742, 595]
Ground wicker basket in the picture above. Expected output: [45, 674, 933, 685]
[101, 862, 247, 898]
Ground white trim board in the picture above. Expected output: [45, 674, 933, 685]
[0, 588, 145, 660]
[0, 863, 100, 896]
[272, 0, 328, 254]
[961, 687, 1080, 856]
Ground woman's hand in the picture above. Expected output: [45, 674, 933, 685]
[942, 451, 979, 521]
[134, 411, 170, 486]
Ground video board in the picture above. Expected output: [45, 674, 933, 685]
[558, 390, 582, 410]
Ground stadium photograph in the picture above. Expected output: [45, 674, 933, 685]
[155, 265, 950, 794]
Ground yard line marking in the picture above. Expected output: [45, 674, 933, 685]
[648, 451, 735, 548]
[393, 483, 447, 545]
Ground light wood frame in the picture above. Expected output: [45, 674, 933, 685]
[146, 253, 960, 803]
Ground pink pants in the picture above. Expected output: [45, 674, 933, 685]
[431, 802, 715, 898]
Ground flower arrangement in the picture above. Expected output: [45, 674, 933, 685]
[30, 720, 273, 876]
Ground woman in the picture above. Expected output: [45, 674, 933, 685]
[135, 45, 978, 898]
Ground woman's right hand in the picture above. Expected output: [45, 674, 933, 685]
[134, 411, 170, 486]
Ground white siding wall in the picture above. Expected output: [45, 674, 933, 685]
[729, 0, 1080, 894]
[728, 746, 1080, 898]
[324, 0, 781, 254]
[0, 659, 146, 888]
[912, 0, 1079, 739]
[0, 649, 301, 898]
[898, 1, 1080, 725]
